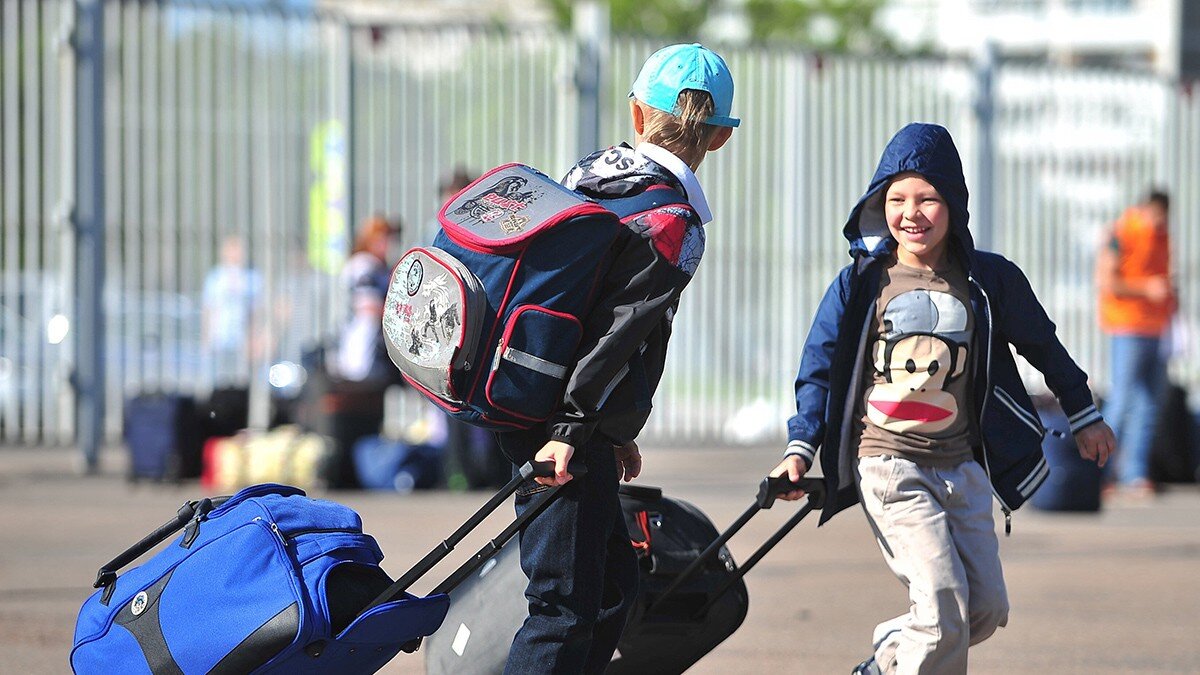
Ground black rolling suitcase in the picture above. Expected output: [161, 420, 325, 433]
[425, 475, 824, 675]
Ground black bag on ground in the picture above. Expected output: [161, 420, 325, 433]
[1030, 397, 1101, 512]
[123, 392, 203, 481]
[196, 386, 249, 439]
[424, 477, 823, 675]
[296, 368, 387, 490]
[1149, 383, 1200, 484]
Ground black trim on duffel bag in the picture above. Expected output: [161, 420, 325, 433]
[113, 570, 183, 675]
[209, 602, 301, 674]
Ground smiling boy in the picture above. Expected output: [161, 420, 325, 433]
[770, 123, 1115, 674]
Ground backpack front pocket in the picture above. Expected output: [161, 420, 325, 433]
[485, 306, 583, 422]
[384, 247, 487, 405]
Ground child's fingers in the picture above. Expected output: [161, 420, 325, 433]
[556, 455, 571, 485]
[788, 464, 802, 482]
[1096, 435, 1113, 467]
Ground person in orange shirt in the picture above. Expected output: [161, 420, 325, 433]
[1096, 189, 1176, 497]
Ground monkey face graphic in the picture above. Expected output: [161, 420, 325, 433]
[864, 289, 970, 434]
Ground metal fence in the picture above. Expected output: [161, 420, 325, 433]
[2, 1, 1198, 451]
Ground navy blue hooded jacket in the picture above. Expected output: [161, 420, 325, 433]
[785, 123, 1104, 525]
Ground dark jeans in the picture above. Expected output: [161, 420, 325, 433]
[498, 434, 639, 675]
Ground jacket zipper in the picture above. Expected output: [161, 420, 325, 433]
[970, 275, 1013, 535]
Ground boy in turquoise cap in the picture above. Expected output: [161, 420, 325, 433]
[497, 43, 736, 674]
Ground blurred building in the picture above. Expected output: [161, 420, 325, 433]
[880, 0, 1195, 79]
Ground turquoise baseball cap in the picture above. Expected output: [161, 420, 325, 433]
[630, 43, 740, 128]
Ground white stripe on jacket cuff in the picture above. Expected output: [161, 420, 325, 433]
[784, 440, 817, 466]
[1068, 405, 1104, 434]
[1068, 403, 1098, 423]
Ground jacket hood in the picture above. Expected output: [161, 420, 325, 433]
[843, 123, 974, 263]
[562, 143, 685, 199]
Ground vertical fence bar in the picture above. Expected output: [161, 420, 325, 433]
[973, 42, 997, 253]
[72, 0, 104, 470]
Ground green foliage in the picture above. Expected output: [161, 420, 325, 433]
[544, 0, 720, 40]
[542, 0, 895, 53]
[744, 0, 894, 52]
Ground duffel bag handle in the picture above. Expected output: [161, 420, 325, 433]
[93, 496, 227, 591]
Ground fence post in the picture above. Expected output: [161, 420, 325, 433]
[73, 0, 105, 472]
[339, 22, 357, 244]
[573, 1, 607, 161]
[973, 41, 997, 252]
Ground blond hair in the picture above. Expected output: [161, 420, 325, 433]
[639, 90, 722, 168]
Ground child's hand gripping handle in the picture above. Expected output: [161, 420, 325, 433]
[757, 476, 825, 510]
[521, 459, 589, 480]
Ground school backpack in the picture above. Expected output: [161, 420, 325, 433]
[383, 162, 686, 430]
[70, 484, 449, 673]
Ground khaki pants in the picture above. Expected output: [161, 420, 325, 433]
[858, 455, 1009, 675]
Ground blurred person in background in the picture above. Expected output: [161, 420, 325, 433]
[429, 165, 475, 240]
[335, 214, 396, 383]
[1097, 189, 1177, 499]
[320, 214, 402, 489]
[202, 234, 263, 387]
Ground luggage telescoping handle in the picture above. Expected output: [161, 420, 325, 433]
[93, 496, 229, 591]
[647, 476, 825, 615]
[361, 459, 587, 615]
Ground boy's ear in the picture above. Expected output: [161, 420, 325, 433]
[630, 100, 646, 136]
[708, 125, 733, 152]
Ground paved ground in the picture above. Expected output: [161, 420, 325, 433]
[3, 444, 1198, 674]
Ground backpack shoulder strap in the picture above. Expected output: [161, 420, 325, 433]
[601, 185, 691, 222]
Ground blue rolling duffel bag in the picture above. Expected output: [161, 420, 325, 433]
[71, 461, 580, 674]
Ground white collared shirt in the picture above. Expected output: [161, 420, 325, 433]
[634, 142, 714, 225]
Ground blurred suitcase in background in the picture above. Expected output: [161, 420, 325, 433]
[1149, 383, 1200, 484]
[196, 386, 249, 439]
[353, 436, 444, 492]
[1031, 398, 1101, 512]
[123, 392, 202, 481]
[201, 425, 329, 491]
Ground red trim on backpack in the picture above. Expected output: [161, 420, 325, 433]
[400, 373, 527, 429]
[630, 510, 652, 557]
[398, 248, 473, 402]
[483, 306, 583, 423]
[438, 163, 612, 255]
[443, 203, 612, 255]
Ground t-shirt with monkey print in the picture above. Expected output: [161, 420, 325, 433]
[854, 257, 978, 467]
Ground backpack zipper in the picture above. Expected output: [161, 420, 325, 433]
[284, 527, 362, 539]
[253, 517, 289, 547]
